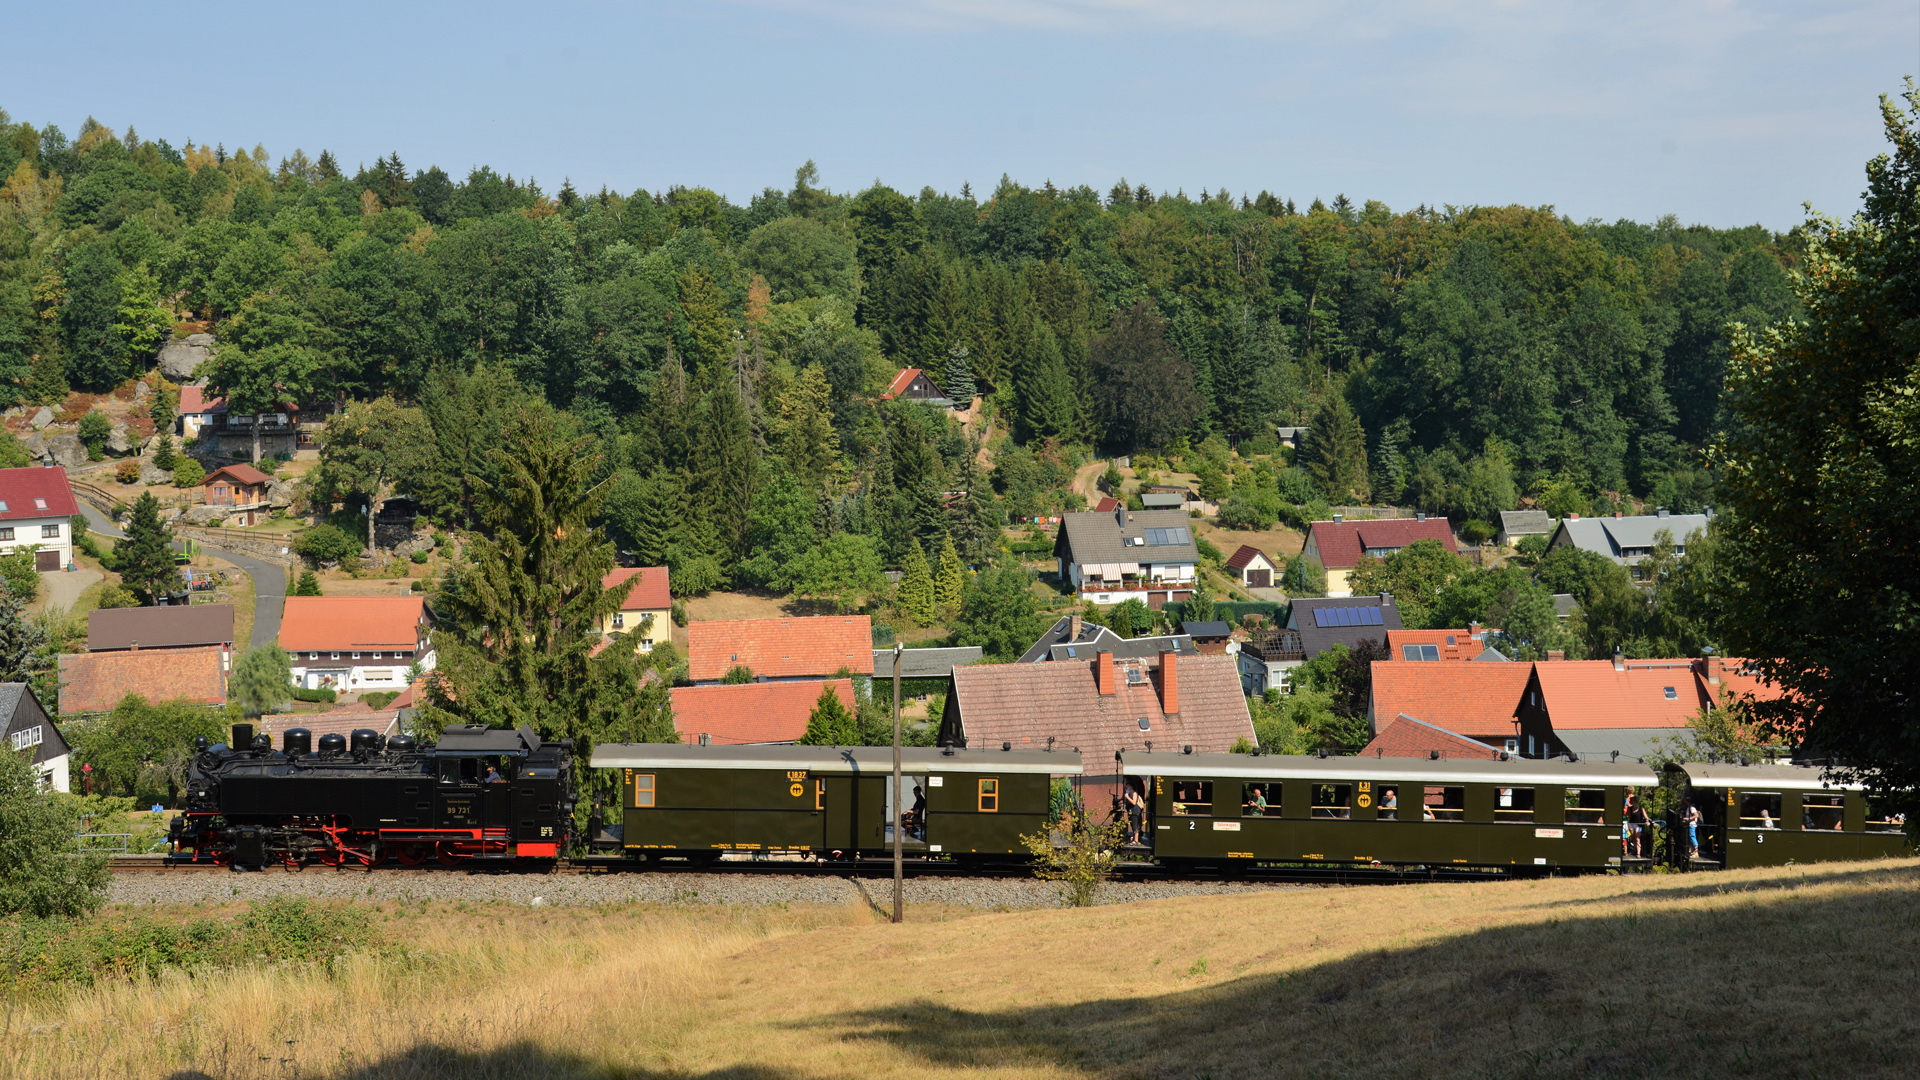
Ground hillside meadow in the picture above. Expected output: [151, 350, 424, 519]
[5, 860, 1917, 1079]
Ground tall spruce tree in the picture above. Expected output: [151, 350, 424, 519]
[117, 492, 177, 605]
[797, 682, 858, 746]
[691, 365, 758, 561]
[897, 538, 935, 624]
[1302, 393, 1371, 503]
[0, 579, 47, 684]
[944, 343, 976, 408]
[934, 534, 965, 614]
[422, 410, 676, 803]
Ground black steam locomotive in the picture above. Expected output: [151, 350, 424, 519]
[171, 723, 576, 868]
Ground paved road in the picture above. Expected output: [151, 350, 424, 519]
[77, 503, 286, 650]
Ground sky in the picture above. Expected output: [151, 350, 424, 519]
[5, 1, 1915, 230]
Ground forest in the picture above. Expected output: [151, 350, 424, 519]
[0, 109, 1802, 592]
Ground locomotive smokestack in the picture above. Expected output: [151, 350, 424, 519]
[231, 723, 254, 749]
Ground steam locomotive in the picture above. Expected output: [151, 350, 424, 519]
[171, 723, 576, 868]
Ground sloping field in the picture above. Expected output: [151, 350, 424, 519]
[10, 860, 1918, 1079]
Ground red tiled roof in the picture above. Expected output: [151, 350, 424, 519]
[1306, 517, 1458, 569]
[1359, 713, 1502, 759]
[1225, 544, 1273, 571]
[1384, 628, 1486, 662]
[204, 463, 272, 486]
[1700, 657, 1786, 708]
[669, 679, 856, 745]
[279, 597, 428, 653]
[179, 386, 225, 414]
[58, 647, 227, 715]
[1368, 661, 1533, 739]
[260, 707, 399, 745]
[1532, 660, 1712, 730]
[687, 616, 874, 682]
[1093, 497, 1121, 513]
[880, 368, 921, 400]
[0, 467, 80, 523]
[603, 566, 671, 612]
[950, 653, 1252, 758]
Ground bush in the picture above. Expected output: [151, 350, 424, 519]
[290, 686, 336, 704]
[0, 549, 40, 601]
[410, 578, 426, 591]
[170, 458, 205, 487]
[77, 410, 112, 460]
[93, 583, 138, 609]
[1282, 554, 1327, 598]
[0, 752, 109, 918]
[1019, 807, 1126, 907]
[294, 523, 361, 564]
[112, 459, 139, 484]
[1217, 489, 1283, 530]
[361, 691, 401, 709]
[410, 550, 429, 564]
[292, 569, 322, 596]
[1459, 519, 1497, 546]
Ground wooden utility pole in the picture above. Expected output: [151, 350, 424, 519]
[892, 642, 904, 924]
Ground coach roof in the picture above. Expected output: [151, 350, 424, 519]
[1120, 750, 1655, 787]
[591, 743, 1083, 775]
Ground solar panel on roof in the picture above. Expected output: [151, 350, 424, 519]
[1365, 606, 1382, 625]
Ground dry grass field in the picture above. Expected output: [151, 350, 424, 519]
[9, 860, 1918, 1079]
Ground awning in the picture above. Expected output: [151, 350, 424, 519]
[1119, 562, 1141, 576]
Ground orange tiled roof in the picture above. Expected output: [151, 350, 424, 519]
[687, 616, 874, 682]
[1368, 661, 1533, 739]
[669, 679, 856, 745]
[1359, 713, 1502, 759]
[279, 597, 427, 653]
[58, 647, 226, 715]
[1384, 628, 1487, 662]
[950, 653, 1251, 758]
[880, 368, 921, 400]
[603, 566, 671, 611]
[1531, 660, 1713, 730]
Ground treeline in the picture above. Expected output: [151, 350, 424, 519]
[2, 111, 1801, 578]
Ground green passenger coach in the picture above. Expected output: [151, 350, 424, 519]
[589, 744, 1082, 863]
[1665, 761, 1911, 869]
[1124, 752, 1658, 872]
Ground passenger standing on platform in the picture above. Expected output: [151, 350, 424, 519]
[1681, 799, 1702, 859]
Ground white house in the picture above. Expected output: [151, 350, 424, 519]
[1053, 506, 1198, 608]
[279, 596, 436, 693]
[2, 683, 69, 792]
[0, 466, 79, 572]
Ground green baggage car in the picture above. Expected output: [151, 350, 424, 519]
[590, 743, 1083, 864]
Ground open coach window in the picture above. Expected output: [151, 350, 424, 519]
[1311, 784, 1352, 819]
[1496, 787, 1535, 822]
[1802, 793, 1844, 831]
[1171, 781, 1213, 816]
[1242, 783, 1281, 816]
[1866, 797, 1906, 833]
[1423, 786, 1464, 821]
[1739, 791, 1783, 829]
[1376, 785, 1397, 819]
[1564, 788, 1606, 825]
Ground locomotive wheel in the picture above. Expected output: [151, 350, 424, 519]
[435, 843, 469, 867]
[395, 845, 427, 867]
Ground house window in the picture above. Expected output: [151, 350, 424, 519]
[612, 613, 625, 630]
[8, 725, 41, 751]
[640, 640, 653, 653]
[331, 652, 340, 660]
[41, 524, 59, 538]
[632, 774, 655, 808]
[352, 652, 362, 660]
[1663, 686, 1677, 699]
[977, 779, 999, 812]
[0, 528, 12, 541]
[32, 498, 45, 510]
[1138, 717, 1150, 731]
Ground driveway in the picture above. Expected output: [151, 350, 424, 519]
[39, 565, 101, 613]
[78, 503, 286, 651]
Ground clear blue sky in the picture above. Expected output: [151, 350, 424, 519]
[6, 1, 1914, 230]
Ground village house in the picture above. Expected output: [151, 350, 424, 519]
[201, 464, 273, 526]
[879, 368, 951, 406]
[1181, 621, 1234, 654]
[1497, 510, 1553, 548]
[1515, 652, 1774, 762]
[279, 596, 434, 693]
[87, 603, 234, 653]
[58, 647, 229, 716]
[943, 649, 1253, 814]
[669, 679, 859, 745]
[1224, 544, 1279, 589]
[1547, 510, 1712, 581]
[1016, 613, 1198, 664]
[686, 615, 874, 685]
[600, 566, 672, 653]
[1364, 661, 1537, 755]
[1359, 713, 1504, 760]
[1301, 515, 1457, 596]
[1053, 506, 1199, 607]
[2, 684, 69, 791]
[1383, 625, 1494, 663]
[0, 466, 79, 572]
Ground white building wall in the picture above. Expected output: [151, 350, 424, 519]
[0, 515, 73, 568]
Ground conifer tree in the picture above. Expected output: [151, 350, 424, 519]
[944, 343, 976, 408]
[934, 534, 965, 614]
[897, 538, 935, 624]
[0, 578, 47, 684]
[1302, 393, 1370, 503]
[116, 492, 177, 605]
[797, 682, 857, 746]
[691, 366, 758, 561]
[293, 570, 322, 596]
[151, 434, 176, 470]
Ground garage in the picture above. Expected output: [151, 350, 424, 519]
[35, 550, 60, 572]
[1247, 568, 1271, 589]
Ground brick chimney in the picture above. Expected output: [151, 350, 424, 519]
[1096, 651, 1116, 695]
[1468, 621, 1482, 639]
[1706, 654, 1723, 685]
[1612, 647, 1626, 672]
[1159, 650, 1179, 715]
[1547, 650, 1565, 662]
[1068, 614, 1083, 643]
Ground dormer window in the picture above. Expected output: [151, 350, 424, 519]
[1138, 717, 1151, 731]
[33, 498, 46, 510]
[1663, 686, 1677, 699]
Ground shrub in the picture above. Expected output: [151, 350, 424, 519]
[1459, 519, 1497, 546]
[93, 583, 138, 609]
[112, 459, 139, 484]
[170, 458, 205, 487]
[292, 569, 322, 596]
[290, 686, 336, 703]
[1019, 807, 1126, 907]
[361, 691, 401, 709]
[294, 523, 361, 564]
[0, 549, 40, 601]
[77, 410, 112, 459]
[0, 751, 109, 918]
[410, 550, 429, 564]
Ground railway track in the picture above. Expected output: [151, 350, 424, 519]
[110, 853, 1522, 885]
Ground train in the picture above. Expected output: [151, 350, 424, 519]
[171, 725, 1908, 874]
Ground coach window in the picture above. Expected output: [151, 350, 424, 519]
[1866, 797, 1905, 833]
[1564, 788, 1607, 825]
[1496, 787, 1536, 822]
[1801, 793, 1844, 831]
[1376, 785, 1398, 819]
[978, 778, 999, 812]
[1736, 791, 1782, 829]
[1424, 786, 1465, 821]
[1242, 783, 1281, 816]
[1311, 784, 1352, 818]
[1171, 781, 1213, 816]
[633, 774, 655, 808]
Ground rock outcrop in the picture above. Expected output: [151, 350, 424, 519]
[158, 332, 217, 381]
[266, 479, 296, 509]
[29, 407, 53, 430]
[24, 431, 86, 468]
[106, 423, 134, 454]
